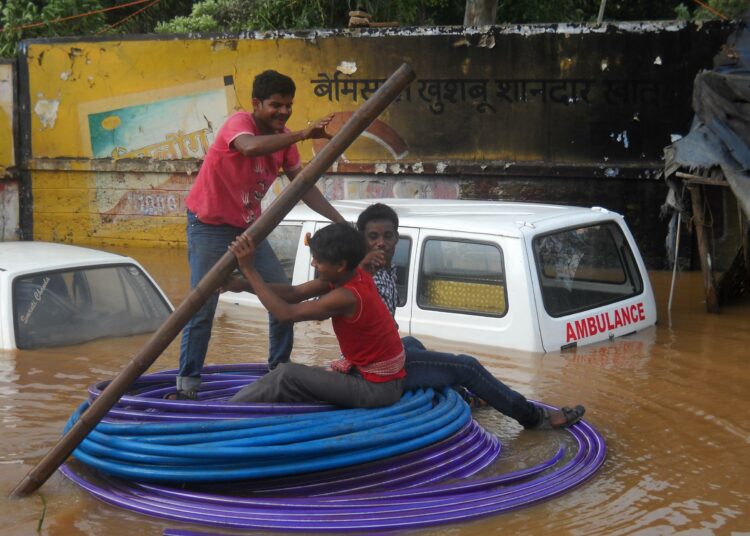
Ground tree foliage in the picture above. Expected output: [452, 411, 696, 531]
[497, 0, 748, 23]
[674, 0, 749, 20]
[152, 0, 748, 32]
[1, 0, 747, 58]
[154, 0, 466, 34]
[1, 0, 106, 56]
[0, 0, 193, 56]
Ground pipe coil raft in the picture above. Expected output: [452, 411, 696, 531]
[60, 364, 606, 532]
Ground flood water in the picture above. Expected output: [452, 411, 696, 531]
[0, 246, 748, 535]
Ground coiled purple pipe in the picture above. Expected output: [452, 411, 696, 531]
[61, 365, 606, 532]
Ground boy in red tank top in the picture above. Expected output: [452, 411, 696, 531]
[227, 223, 405, 408]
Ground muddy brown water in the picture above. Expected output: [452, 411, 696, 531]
[0, 247, 748, 535]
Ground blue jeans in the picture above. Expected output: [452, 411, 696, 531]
[402, 336, 541, 428]
[177, 211, 293, 391]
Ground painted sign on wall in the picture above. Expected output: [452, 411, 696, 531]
[84, 80, 233, 160]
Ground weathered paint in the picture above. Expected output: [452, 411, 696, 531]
[1, 61, 20, 242]
[264, 175, 460, 208]
[0, 181, 20, 240]
[17, 21, 733, 250]
[26, 157, 198, 245]
[0, 62, 14, 175]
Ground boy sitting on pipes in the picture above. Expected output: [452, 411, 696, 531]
[356, 202, 585, 429]
[227, 223, 405, 408]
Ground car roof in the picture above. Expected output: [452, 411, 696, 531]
[0, 241, 130, 274]
[284, 198, 613, 237]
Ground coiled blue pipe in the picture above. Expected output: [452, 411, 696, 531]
[61, 364, 606, 532]
[66, 386, 472, 482]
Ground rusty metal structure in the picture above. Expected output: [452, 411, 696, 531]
[663, 16, 750, 311]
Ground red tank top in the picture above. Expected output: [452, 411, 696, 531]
[331, 268, 405, 383]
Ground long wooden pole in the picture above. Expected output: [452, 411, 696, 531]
[10, 63, 416, 498]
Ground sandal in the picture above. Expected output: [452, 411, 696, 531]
[533, 405, 585, 430]
[163, 389, 198, 401]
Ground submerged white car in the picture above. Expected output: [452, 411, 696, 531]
[221, 199, 657, 353]
[0, 242, 173, 349]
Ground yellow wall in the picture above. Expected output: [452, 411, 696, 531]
[26, 38, 407, 162]
[26, 37, 417, 246]
[22, 24, 729, 247]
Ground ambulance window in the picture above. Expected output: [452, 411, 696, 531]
[533, 222, 643, 317]
[417, 239, 507, 317]
[266, 224, 302, 283]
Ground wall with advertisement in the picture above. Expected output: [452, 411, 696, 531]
[17, 21, 731, 252]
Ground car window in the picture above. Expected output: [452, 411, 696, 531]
[13, 264, 171, 349]
[392, 236, 411, 308]
[417, 238, 507, 316]
[266, 224, 303, 283]
[533, 222, 644, 317]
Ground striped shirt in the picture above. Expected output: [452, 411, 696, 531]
[372, 266, 399, 316]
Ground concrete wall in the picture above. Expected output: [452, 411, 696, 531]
[17, 21, 732, 254]
[0, 60, 20, 241]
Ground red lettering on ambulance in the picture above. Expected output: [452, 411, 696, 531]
[565, 301, 647, 343]
[587, 316, 598, 336]
[614, 309, 623, 328]
[566, 323, 577, 342]
[596, 314, 607, 333]
[575, 319, 589, 340]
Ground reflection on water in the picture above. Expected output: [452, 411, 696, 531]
[0, 248, 748, 535]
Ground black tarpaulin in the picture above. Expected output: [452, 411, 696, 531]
[664, 13, 750, 217]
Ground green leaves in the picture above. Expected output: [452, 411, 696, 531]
[1, 0, 40, 56]
[1, 0, 105, 56]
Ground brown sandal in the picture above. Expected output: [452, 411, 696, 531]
[534, 405, 585, 430]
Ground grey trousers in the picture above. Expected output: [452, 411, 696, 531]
[230, 363, 404, 409]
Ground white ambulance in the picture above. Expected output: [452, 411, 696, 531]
[220, 199, 656, 353]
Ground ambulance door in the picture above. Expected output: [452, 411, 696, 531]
[527, 219, 657, 352]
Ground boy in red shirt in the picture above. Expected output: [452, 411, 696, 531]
[228, 223, 405, 408]
[175, 70, 346, 400]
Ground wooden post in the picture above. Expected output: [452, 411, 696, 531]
[596, 0, 608, 24]
[743, 203, 749, 274]
[9, 63, 416, 498]
[688, 184, 720, 313]
[464, 0, 497, 26]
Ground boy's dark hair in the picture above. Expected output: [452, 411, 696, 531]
[252, 70, 296, 100]
[356, 203, 399, 232]
[309, 223, 366, 270]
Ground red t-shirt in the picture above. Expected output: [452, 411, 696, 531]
[332, 268, 406, 383]
[185, 112, 301, 228]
